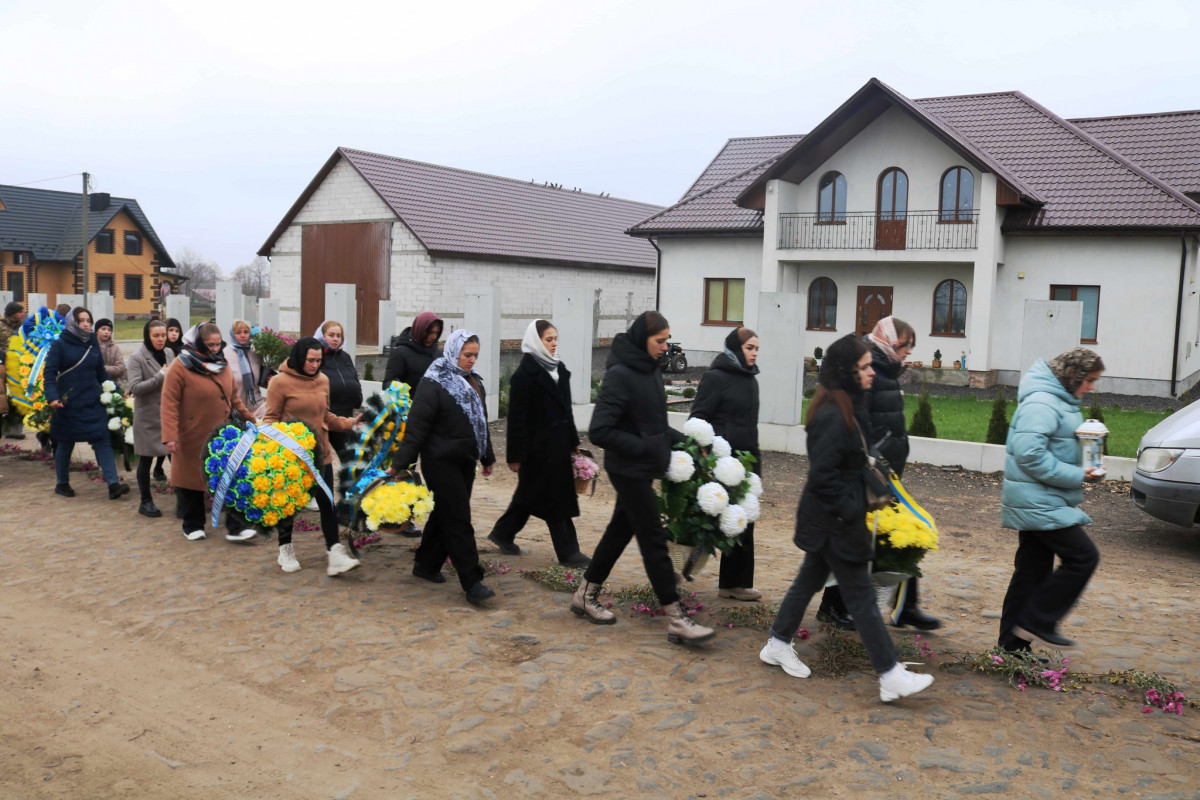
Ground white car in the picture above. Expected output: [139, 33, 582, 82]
[1132, 402, 1200, 527]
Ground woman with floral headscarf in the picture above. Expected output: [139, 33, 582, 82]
[389, 328, 497, 605]
[998, 347, 1105, 653]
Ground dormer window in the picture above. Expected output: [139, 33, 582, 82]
[940, 167, 974, 222]
[817, 172, 847, 223]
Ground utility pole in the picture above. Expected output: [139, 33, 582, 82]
[81, 172, 90, 295]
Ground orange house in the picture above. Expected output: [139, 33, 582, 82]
[0, 184, 179, 316]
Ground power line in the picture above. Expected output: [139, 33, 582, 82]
[8, 172, 83, 188]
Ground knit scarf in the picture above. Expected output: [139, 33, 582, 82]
[230, 335, 256, 403]
[521, 320, 559, 382]
[425, 329, 489, 459]
[179, 324, 228, 375]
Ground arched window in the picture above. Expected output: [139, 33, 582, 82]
[940, 167, 974, 222]
[817, 172, 846, 223]
[807, 277, 837, 330]
[932, 279, 967, 335]
[877, 168, 908, 220]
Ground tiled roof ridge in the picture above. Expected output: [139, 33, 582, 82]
[1069, 108, 1200, 123]
[1008, 91, 1200, 215]
[338, 147, 660, 211]
[629, 155, 780, 232]
[914, 89, 1022, 103]
[0, 183, 140, 205]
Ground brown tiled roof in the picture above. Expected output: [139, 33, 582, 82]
[915, 92, 1200, 230]
[681, 135, 803, 200]
[259, 148, 663, 271]
[1070, 110, 1200, 197]
[628, 157, 780, 236]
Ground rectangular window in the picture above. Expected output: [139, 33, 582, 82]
[704, 278, 745, 325]
[95, 274, 115, 295]
[124, 274, 144, 300]
[95, 230, 114, 254]
[14, 252, 26, 265]
[123, 231, 142, 256]
[1050, 284, 1100, 343]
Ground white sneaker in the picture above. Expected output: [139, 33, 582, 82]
[879, 663, 934, 703]
[277, 543, 301, 573]
[326, 543, 360, 576]
[226, 528, 257, 542]
[183, 529, 206, 541]
[759, 637, 811, 678]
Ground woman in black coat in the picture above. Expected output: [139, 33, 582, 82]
[571, 311, 714, 646]
[383, 311, 443, 396]
[758, 335, 934, 702]
[389, 328, 497, 605]
[689, 326, 761, 601]
[487, 320, 591, 567]
[42, 307, 129, 500]
[316, 319, 363, 456]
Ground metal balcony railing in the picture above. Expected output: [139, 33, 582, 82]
[777, 211, 979, 251]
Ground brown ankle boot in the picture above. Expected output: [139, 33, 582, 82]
[664, 602, 715, 645]
[571, 580, 616, 625]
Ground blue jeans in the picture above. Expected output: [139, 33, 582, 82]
[55, 438, 120, 487]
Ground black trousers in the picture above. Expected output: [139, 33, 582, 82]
[718, 522, 755, 589]
[176, 487, 248, 535]
[998, 525, 1099, 649]
[414, 458, 483, 591]
[137, 457, 154, 502]
[277, 464, 339, 549]
[489, 497, 583, 562]
[584, 472, 679, 606]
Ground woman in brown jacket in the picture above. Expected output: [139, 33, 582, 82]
[262, 337, 361, 576]
[161, 323, 256, 541]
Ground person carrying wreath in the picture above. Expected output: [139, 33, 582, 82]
[758, 334, 934, 702]
[125, 319, 175, 517]
[388, 328, 497, 606]
[571, 311, 715, 646]
[262, 337, 361, 576]
[486, 319, 591, 568]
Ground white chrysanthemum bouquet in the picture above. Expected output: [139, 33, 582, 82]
[100, 380, 136, 464]
[656, 417, 761, 562]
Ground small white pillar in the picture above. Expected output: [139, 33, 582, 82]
[1020, 300, 1084, 375]
[86, 292, 114, 327]
[553, 287, 594, 405]
[324, 283, 357, 362]
[378, 299, 398, 351]
[258, 298, 280, 332]
[757, 291, 806, 425]
[164, 295, 190, 328]
[216, 281, 243, 337]
[0, 291, 12, 310]
[57, 293, 84, 312]
[464, 286, 501, 421]
[28, 293, 48, 313]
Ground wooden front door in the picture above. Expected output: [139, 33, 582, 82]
[301, 222, 391, 345]
[875, 167, 908, 250]
[856, 286, 893, 337]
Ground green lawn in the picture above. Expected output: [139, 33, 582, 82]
[901, 394, 1169, 459]
[112, 315, 208, 340]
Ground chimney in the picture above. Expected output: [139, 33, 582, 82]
[89, 193, 110, 212]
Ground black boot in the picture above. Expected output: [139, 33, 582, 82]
[816, 587, 856, 630]
[894, 577, 941, 630]
[138, 499, 163, 518]
[109, 482, 131, 500]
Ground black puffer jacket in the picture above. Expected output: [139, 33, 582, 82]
[690, 350, 760, 468]
[589, 333, 684, 480]
[794, 398, 873, 563]
[320, 347, 362, 417]
[863, 338, 909, 475]
[392, 377, 495, 468]
[383, 328, 439, 395]
[507, 354, 580, 520]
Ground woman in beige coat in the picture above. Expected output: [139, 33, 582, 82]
[160, 322, 254, 542]
[126, 320, 174, 518]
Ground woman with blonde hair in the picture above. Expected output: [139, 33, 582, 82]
[224, 319, 265, 417]
[315, 319, 362, 458]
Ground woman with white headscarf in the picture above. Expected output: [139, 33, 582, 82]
[486, 320, 590, 567]
[389, 329, 497, 605]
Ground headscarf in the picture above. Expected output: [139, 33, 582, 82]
[410, 312, 443, 349]
[95, 318, 113, 333]
[164, 318, 184, 356]
[63, 308, 92, 343]
[286, 337, 324, 375]
[868, 316, 903, 364]
[722, 327, 759, 374]
[178, 323, 228, 375]
[143, 320, 167, 366]
[424, 328, 488, 459]
[314, 320, 342, 351]
[229, 320, 256, 400]
[521, 320, 559, 380]
[1048, 347, 1105, 396]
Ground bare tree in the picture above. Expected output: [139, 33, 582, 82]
[231, 256, 271, 298]
[171, 246, 223, 291]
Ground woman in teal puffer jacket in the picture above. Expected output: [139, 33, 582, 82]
[998, 348, 1105, 653]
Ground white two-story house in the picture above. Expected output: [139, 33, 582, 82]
[629, 78, 1200, 397]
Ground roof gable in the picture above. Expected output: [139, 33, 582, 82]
[628, 156, 778, 236]
[680, 135, 804, 201]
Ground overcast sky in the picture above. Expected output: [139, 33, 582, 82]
[4, 0, 1198, 273]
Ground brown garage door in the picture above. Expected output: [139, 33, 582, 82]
[301, 222, 390, 345]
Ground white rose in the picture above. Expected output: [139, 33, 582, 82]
[101, 380, 117, 393]
[99, 392, 113, 405]
[714, 455, 746, 488]
[665, 450, 696, 483]
[748, 472, 764, 497]
[740, 492, 761, 522]
[696, 481, 729, 516]
[682, 417, 715, 447]
[124, 428, 135, 444]
[108, 417, 122, 431]
[719, 504, 749, 537]
[711, 435, 732, 459]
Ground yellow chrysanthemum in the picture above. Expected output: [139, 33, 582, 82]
[267, 454, 285, 470]
[288, 422, 307, 438]
[33, 401, 45, 411]
[285, 482, 301, 498]
[272, 473, 286, 490]
[253, 493, 270, 508]
[303, 435, 316, 451]
[296, 492, 311, 507]
[251, 442, 266, 456]
[262, 511, 280, 527]
[284, 464, 301, 481]
[270, 490, 288, 508]
[301, 473, 314, 489]
[251, 475, 270, 492]
[248, 456, 268, 473]
[20, 353, 34, 365]
[283, 502, 295, 517]
[282, 449, 299, 463]
[19, 366, 30, 378]
[265, 440, 280, 454]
